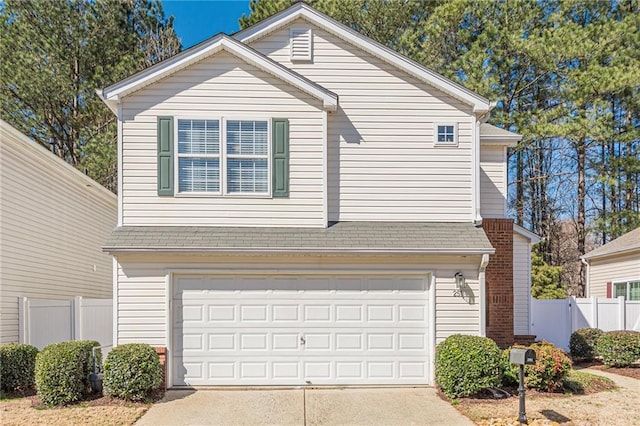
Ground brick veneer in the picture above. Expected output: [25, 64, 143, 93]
[154, 347, 167, 389]
[482, 218, 514, 347]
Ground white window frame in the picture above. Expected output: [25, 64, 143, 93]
[434, 122, 458, 146]
[175, 116, 222, 196]
[613, 279, 640, 301]
[174, 116, 271, 197]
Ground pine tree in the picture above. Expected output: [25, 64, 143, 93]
[0, 0, 180, 192]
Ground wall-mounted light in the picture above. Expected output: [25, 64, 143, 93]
[454, 272, 465, 296]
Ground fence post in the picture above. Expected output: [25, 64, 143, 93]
[591, 297, 598, 329]
[618, 296, 626, 330]
[569, 296, 577, 334]
[73, 296, 83, 341]
[18, 297, 28, 344]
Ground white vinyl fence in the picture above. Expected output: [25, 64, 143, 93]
[531, 296, 640, 351]
[19, 296, 112, 350]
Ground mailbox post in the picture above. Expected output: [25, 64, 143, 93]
[509, 348, 536, 424]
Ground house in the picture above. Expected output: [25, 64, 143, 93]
[99, 3, 537, 387]
[0, 120, 117, 344]
[582, 227, 640, 300]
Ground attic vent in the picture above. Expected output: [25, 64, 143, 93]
[290, 28, 312, 62]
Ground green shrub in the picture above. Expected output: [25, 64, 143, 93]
[103, 344, 162, 401]
[569, 328, 603, 361]
[502, 341, 572, 392]
[435, 334, 502, 398]
[596, 330, 640, 367]
[35, 340, 100, 406]
[0, 343, 38, 392]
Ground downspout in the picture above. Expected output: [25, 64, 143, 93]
[581, 258, 590, 298]
[479, 253, 490, 337]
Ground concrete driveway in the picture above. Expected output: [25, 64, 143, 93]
[135, 387, 473, 426]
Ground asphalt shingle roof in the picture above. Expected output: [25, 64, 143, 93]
[583, 227, 640, 259]
[104, 222, 495, 254]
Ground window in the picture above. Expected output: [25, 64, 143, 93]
[435, 123, 457, 145]
[176, 118, 269, 195]
[177, 119, 220, 193]
[226, 120, 269, 194]
[613, 280, 640, 301]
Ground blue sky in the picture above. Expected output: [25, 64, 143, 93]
[162, 0, 251, 48]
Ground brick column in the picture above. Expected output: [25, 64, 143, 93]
[482, 219, 514, 347]
[154, 347, 167, 390]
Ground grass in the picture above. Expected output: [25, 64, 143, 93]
[562, 370, 616, 394]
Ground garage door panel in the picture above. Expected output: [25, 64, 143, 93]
[172, 275, 430, 386]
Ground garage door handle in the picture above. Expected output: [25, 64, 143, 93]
[300, 336, 306, 346]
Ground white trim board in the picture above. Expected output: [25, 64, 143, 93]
[234, 3, 492, 113]
[100, 34, 338, 112]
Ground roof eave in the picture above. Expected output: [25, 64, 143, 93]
[103, 247, 496, 255]
[513, 224, 542, 244]
[101, 34, 337, 111]
[235, 3, 491, 112]
[582, 246, 640, 261]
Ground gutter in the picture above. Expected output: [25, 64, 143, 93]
[103, 247, 496, 255]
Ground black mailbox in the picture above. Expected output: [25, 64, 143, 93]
[509, 348, 536, 365]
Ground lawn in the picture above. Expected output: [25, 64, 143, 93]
[454, 369, 640, 425]
[0, 393, 150, 426]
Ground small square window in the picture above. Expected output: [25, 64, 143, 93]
[435, 124, 457, 145]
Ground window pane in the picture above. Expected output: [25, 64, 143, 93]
[437, 125, 455, 143]
[178, 119, 219, 154]
[614, 283, 627, 298]
[178, 158, 220, 192]
[227, 158, 268, 193]
[629, 281, 640, 301]
[227, 120, 268, 156]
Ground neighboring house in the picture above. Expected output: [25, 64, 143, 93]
[99, 3, 537, 387]
[0, 120, 117, 344]
[582, 227, 640, 300]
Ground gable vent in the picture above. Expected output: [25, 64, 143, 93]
[290, 28, 312, 62]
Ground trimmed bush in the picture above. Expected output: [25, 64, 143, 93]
[35, 340, 100, 406]
[0, 343, 38, 392]
[596, 330, 640, 367]
[103, 344, 162, 401]
[570, 328, 603, 361]
[435, 334, 502, 398]
[502, 341, 571, 392]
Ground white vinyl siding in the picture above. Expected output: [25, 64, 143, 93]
[480, 146, 507, 218]
[115, 253, 482, 368]
[0, 123, 116, 344]
[249, 20, 476, 222]
[120, 51, 324, 227]
[513, 233, 531, 335]
[588, 252, 640, 298]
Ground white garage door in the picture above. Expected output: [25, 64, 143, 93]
[172, 275, 430, 386]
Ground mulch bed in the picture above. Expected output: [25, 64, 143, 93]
[23, 389, 165, 409]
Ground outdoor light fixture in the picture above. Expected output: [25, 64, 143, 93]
[454, 272, 465, 288]
[453, 272, 465, 296]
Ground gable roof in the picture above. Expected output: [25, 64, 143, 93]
[99, 33, 338, 114]
[234, 2, 493, 114]
[480, 123, 522, 146]
[103, 222, 495, 255]
[582, 227, 640, 260]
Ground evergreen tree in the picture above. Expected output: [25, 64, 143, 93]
[0, 0, 180, 192]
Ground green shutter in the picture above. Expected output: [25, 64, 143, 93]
[272, 118, 289, 197]
[157, 116, 174, 196]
